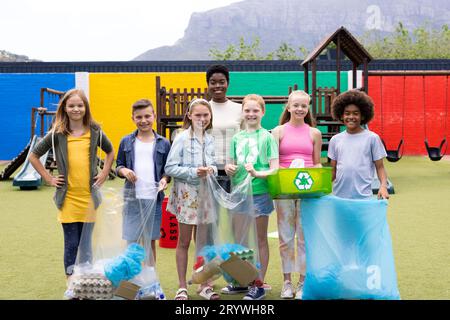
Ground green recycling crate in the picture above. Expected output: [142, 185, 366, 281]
[267, 167, 332, 199]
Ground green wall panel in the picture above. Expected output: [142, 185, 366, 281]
[228, 71, 347, 130]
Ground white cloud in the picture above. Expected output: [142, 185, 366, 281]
[0, 0, 242, 61]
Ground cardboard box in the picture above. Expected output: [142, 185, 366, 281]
[220, 253, 258, 287]
[114, 281, 141, 300]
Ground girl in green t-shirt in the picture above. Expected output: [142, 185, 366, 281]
[224, 94, 279, 300]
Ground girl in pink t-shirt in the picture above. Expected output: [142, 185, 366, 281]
[271, 90, 322, 299]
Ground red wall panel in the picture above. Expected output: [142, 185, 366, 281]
[368, 75, 449, 156]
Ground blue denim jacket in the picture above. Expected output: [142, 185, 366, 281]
[116, 130, 171, 202]
[164, 128, 217, 185]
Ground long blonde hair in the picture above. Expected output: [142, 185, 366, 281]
[53, 88, 99, 135]
[279, 90, 316, 127]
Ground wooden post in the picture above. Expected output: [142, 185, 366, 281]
[336, 36, 341, 94]
[155, 76, 163, 135]
[363, 58, 369, 94]
[183, 89, 188, 116]
[312, 60, 317, 115]
[169, 88, 175, 125]
[40, 113, 44, 137]
[31, 108, 36, 140]
[40, 88, 45, 108]
[304, 63, 309, 94]
[176, 89, 181, 117]
[352, 62, 357, 89]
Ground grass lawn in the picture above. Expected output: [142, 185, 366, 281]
[0, 156, 449, 300]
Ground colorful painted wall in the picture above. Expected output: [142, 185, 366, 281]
[88, 72, 206, 157]
[228, 71, 346, 129]
[0, 71, 448, 160]
[79, 71, 345, 156]
[0, 74, 74, 160]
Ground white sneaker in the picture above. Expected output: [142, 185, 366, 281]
[63, 289, 76, 300]
[280, 280, 294, 299]
[295, 282, 304, 300]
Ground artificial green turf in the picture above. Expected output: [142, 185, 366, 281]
[0, 156, 449, 300]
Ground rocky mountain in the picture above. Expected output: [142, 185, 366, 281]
[134, 0, 450, 60]
[0, 50, 39, 62]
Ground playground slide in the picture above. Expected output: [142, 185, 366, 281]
[12, 136, 49, 189]
[0, 143, 30, 180]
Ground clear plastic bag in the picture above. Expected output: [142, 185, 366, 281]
[68, 182, 165, 300]
[190, 174, 261, 287]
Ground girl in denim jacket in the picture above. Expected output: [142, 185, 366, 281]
[165, 98, 218, 300]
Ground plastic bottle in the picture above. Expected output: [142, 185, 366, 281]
[137, 282, 166, 300]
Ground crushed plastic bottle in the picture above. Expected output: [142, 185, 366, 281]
[137, 281, 166, 300]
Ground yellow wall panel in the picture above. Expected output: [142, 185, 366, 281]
[89, 72, 205, 156]
[89, 73, 156, 156]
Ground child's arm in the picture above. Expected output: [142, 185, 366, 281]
[224, 159, 237, 176]
[94, 149, 114, 188]
[158, 140, 172, 190]
[29, 152, 64, 187]
[29, 132, 65, 187]
[374, 159, 389, 199]
[330, 160, 337, 182]
[271, 125, 282, 146]
[94, 132, 114, 187]
[164, 134, 198, 181]
[225, 135, 238, 176]
[328, 136, 337, 181]
[311, 127, 323, 168]
[115, 138, 138, 183]
[245, 158, 278, 178]
[203, 137, 218, 177]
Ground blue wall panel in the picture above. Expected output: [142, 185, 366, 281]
[0, 74, 75, 160]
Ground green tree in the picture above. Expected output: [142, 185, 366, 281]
[209, 37, 265, 60]
[209, 37, 308, 60]
[361, 22, 450, 59]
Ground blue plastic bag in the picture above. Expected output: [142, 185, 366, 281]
[301, 195, 400, 300]
[104, 243, 146, 287]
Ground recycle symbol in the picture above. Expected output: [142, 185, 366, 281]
[294, 171, 314, 190]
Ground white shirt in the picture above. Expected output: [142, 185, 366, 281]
[134, 138, 156, 199]
[210, 99, 242, 168]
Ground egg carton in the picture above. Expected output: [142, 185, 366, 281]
[69, 273, 114, 300]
